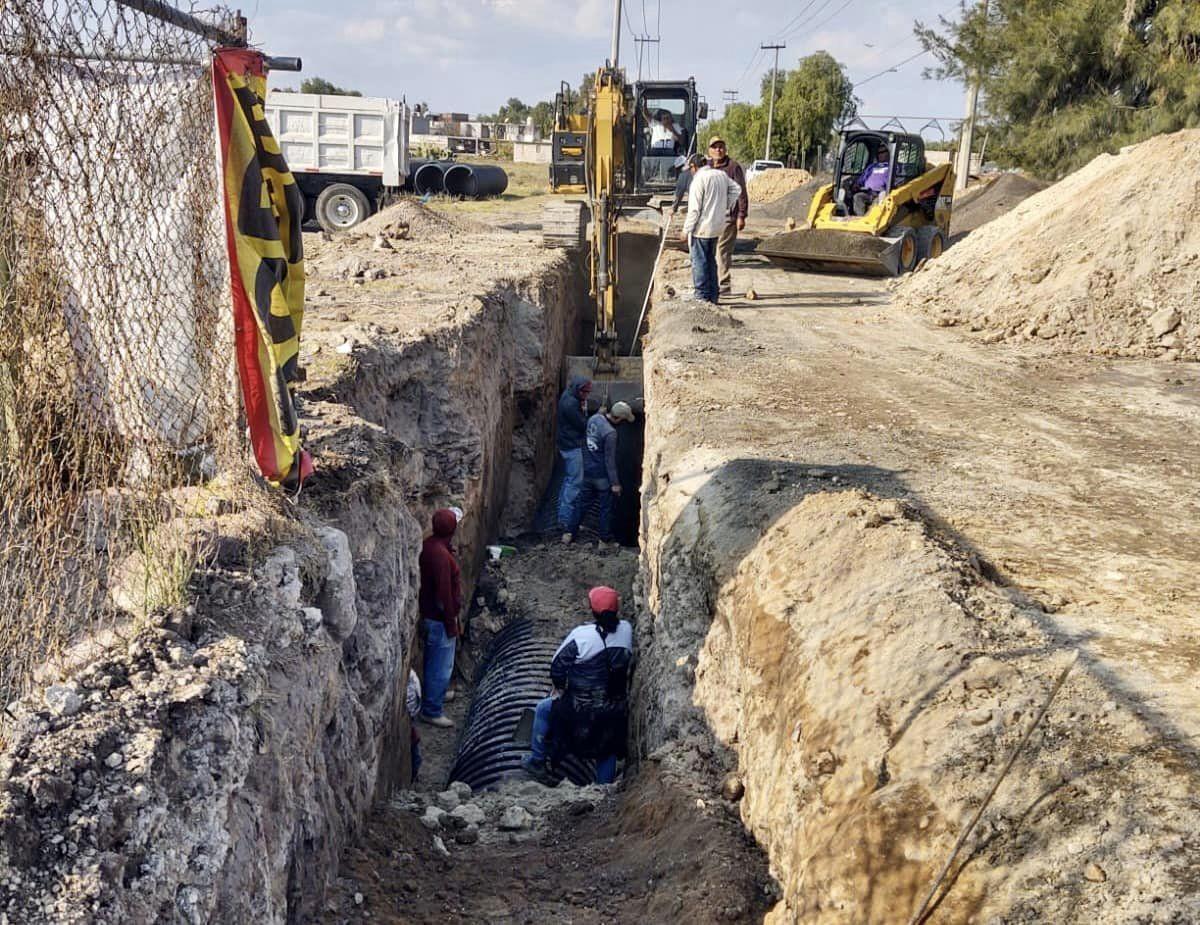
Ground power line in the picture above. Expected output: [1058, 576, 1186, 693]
[777, 0, 839, 41]
[655, 0, 661, 77]
[641, 0, 649, 34]
[800, 0, 858, 35]
[769, 0, 823, 42]
[855, 48, 930, 87]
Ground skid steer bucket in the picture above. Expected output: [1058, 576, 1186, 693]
[563, 355, 644, 410]
[755, 228, 908, 277]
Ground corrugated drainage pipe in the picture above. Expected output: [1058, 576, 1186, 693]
[448, 619, 594, 790]
[443, 163, 510, 199]
[413, 161, 450, 195]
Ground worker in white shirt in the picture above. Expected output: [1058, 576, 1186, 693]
[679, 153, 743, 303]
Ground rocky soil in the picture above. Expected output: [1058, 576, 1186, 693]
[634, 239, 1200, 922]
[0, 201, 585, 923]
[896, 130, 1200, 359]
[949, 172, 1047, 239]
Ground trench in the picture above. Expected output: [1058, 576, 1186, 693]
[317, 226, 777, 924]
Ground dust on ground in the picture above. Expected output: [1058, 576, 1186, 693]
[896, 129, 1200, 359]
[747, 168, 812, 203]
[321, 539, 776, 924]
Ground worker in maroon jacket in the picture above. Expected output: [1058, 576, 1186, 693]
[419, 508, 462, 728]
[707, 136, 748, 296]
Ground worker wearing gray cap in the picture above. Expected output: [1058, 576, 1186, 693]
[562, 401, 636, 544]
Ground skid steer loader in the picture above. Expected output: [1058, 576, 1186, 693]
[756, 129, 954, 277]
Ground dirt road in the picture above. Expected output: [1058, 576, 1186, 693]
[689, 246, 1200, 745]
[635, 239, 1200, 921]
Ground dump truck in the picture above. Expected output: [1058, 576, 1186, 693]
[264, 91, 410, 232]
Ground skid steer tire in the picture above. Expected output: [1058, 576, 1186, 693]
[896, 229, 920, 274]
[315, 183, 371, 233]
[917, 227, 945, 263]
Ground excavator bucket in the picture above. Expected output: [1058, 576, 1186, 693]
[755, 228, 906, 277]
[563, 355, 645, 410]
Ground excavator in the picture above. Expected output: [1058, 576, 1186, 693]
[541, 16, 706, 402]
[756, 128, 955, 276]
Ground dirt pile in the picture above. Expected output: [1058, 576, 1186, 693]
[748, 168, 812, 203]
[897, 129, 1200, 359]
[951, 172, 1048, 237]
[754, 176, 829, 223]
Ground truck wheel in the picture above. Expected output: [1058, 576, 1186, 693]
[896, 229, 920, 273]
[917, 226, 945, 262]
[315, 184, 371, 232]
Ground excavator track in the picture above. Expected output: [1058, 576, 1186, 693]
[541, 200, 588, 249]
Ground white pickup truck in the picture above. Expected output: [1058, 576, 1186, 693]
[264, 91, 410, 231]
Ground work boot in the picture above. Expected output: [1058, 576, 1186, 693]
[420, 713, 454, 729]
[521, 755, 559, 787]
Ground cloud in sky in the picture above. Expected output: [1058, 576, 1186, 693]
[251, 0, 965, 122]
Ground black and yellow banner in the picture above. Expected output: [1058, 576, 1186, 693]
[213, 48, 311, 488]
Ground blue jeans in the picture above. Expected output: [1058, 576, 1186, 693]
[557, 448, 583, 532]
[576, 477, 614, 540]
[689, 235, 719, 303]
[420, 618, 456, 718]
[529, 695, 618, 784]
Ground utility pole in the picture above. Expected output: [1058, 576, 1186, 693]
[954, 0, 988, 192]
[610, 0, 622, 66]
[633, 35, 660, 80]
[722, 89, 738, 116]
[761, 42, 785, 161]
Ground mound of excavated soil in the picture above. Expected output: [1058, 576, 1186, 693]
[754, 177, 829, 222]
[748, 168, 812, 203]
[897, 130, 1200, 359]
[355, 197, 467, 237]
[951, 172, 1047, 237]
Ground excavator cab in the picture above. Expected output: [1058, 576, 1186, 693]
[631, 80, 706, 196]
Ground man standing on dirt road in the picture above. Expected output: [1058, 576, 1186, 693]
[522, 585, 634, 786]
[565, 401, 636, 543]
[558, 376, 592, 544]
[681, 153, 743, 303]
[707, 136, 748, 297]
[419, 508, 462, 728]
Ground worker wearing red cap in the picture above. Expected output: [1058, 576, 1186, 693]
[522, 585, 633, 786]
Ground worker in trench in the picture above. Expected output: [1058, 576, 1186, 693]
[563, 400, 636, 544]
[557, 376, 592, 545]
[418, 508, 463, 728]
[521, 586, 634, 786]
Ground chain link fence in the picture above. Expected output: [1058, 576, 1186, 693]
[0, 1, 251, 726]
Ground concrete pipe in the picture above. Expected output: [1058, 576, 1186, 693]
[447, 619, 594, 790]
[413, 161, 451, 195]
[443, 163, 509, 199]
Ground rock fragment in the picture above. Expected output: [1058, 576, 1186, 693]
[498, 805, 533, 831]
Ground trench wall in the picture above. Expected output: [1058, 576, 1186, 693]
[0, 255, 582, 924]
[635, 296, 1200, 924]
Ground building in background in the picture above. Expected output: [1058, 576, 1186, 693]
[409, 104, 541, 156]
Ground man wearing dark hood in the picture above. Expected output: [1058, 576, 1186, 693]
[522, 585, 633, 786]
[419, 508, 462, 728]
[556, 376, 592, 544]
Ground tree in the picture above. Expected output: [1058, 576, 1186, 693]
[916, 0, 1200, 176]
[701, 52, 855, 165]
[299, 77, 361, 97]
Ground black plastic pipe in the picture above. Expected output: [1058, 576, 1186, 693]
[413, 161, 451, 195]
[443, 163, 509, 199]
[448, 619, 594, 790]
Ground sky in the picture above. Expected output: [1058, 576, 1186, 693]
[249, 0, 968, 135]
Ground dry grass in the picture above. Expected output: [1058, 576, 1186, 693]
[426, 158, 553, 215]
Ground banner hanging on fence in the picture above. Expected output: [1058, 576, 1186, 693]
[212, 47, 312, 488]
